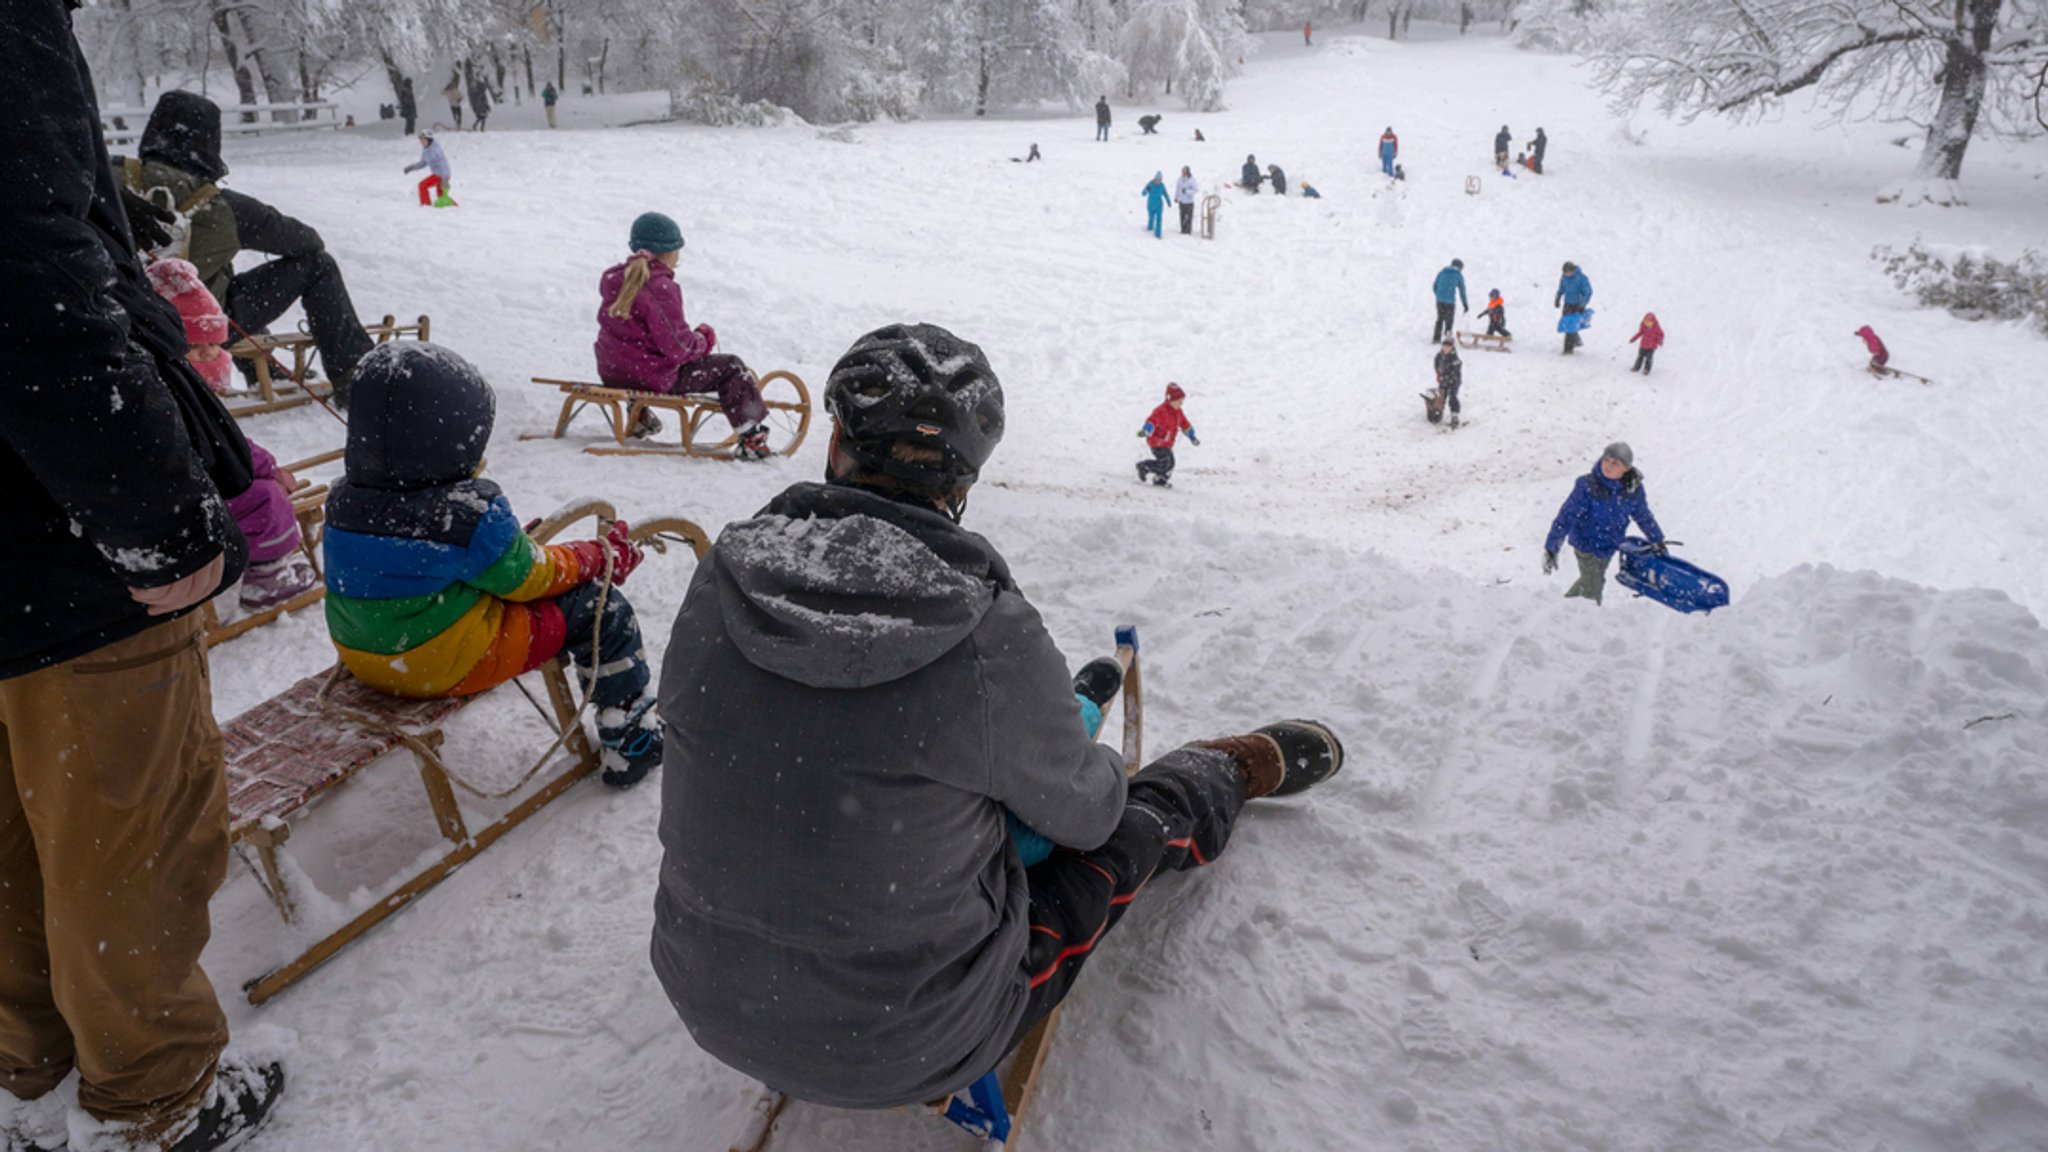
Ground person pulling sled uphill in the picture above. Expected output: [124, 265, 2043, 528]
[1433, 340, 1465, 428]
[1555, 261, 1593, 353]
[1855, 325, 1889, 372]
[1629, 312, 1664, 374]
[322, 343, 664, 787]
[120, 91, 377, 405]
[649, 322, 1345, 1112]
[1542, 442, 1666, 606]
[595, 212, 771, 458]
[1482, 288, 1510, 337]
[1138, 113, 1163, 134]
[1432, 258, 1469, 344]
[1137, 382, 1198, 485]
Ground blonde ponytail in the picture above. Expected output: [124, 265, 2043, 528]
[607, 254, 652, 319]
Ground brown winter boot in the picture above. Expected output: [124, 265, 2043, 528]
[1198, 720, 1345, 799]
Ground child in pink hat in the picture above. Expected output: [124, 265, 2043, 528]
[145, 258, 321, 612]
[145, 257, 237, 394]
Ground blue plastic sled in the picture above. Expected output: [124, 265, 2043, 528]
[1557, 308, 1595, 334]
[1617, 538, 1729, 614]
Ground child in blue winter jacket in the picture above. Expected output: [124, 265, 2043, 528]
[404, 131, 453, 207]
[1541, 441, 1665, 606]
[1142, 172, 1172, 238]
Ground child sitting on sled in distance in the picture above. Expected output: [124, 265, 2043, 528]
[1136, 382, 1198, 486]
[595, 212, 771, 458]
[322, 342, 663, 787]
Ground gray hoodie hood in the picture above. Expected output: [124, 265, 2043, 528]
[710, 482, 1008, 689]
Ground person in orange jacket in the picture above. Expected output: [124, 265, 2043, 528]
[1629, 312, 1665, 375]
[1136, 382, 1198, 486]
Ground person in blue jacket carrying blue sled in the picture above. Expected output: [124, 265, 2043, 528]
[1542, 441, 1665, 605]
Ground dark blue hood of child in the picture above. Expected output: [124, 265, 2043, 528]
[329, 343, 502, 545]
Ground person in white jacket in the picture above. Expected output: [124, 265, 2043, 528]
[1173, 166, 1199, 234]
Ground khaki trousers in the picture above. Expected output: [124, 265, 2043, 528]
[1566, 548, 1612, 605]
[0, 613, 227, 1139]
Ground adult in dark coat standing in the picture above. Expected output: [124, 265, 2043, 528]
[398, 76, 418, 135]
[0, 3, 283, 1149]
[1531, 126, 1548, 173]
[1095, 95, 1111, 141]
[123, 91, 377, 404]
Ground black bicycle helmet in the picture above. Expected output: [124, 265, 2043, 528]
[824, 323, 1005, 490]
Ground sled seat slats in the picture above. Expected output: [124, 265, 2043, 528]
[225, 314, 430, 417]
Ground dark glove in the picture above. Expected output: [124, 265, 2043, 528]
[120, 186, 175, 251]
[695, 323, 716, 353]
[1542, 550, 1558, 575]
[1647, 540, 1668, 557]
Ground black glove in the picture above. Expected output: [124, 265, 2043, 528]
[1647, 541, 1668, 557]
[1542, 550, 1558, 575]
[120, 186, 175, 250]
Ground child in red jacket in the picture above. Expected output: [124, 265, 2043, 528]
[1136, 382, 1198, 486]
[1629, 312, 1665, 375]
[1855, 325, 1889, 372]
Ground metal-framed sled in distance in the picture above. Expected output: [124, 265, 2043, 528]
[524, 373, 812, 460]
[223, 500, 709, 1005]
[1616, 537, 1729, 614]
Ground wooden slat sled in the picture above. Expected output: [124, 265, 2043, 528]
[225, 500, 709, 1004]
[523, 371, 811, 459]
[734, 625, 1144, 1151]
[225, 313, 430, 417]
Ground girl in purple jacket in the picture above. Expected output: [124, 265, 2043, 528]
[594, 212, 770, 459]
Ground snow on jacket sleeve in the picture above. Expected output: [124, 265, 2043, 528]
[0, 1, 233, 590]
[1544, 477, 1589, 555]
[976, 593, 1127, 851]
[1628, 486, 1665, 545]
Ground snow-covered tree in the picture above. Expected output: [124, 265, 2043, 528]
[1120, 0, 1248, 109]
[1589, 0, 2048, 180]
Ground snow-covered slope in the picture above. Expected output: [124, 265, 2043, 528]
[183, 23, 2048, 1152]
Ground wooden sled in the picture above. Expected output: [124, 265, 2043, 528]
[226, 499, 709, 1005]
[735, 627, 1143, 1151]
[225, 314, 430, 417]
[1455, 330, 1511, 352]
[201, 448, 344, 648]
[524, 373, 812, 460]
[1422, 386, 1447, 425]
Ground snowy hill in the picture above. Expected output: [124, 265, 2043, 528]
[189, 25, 2048, 1152]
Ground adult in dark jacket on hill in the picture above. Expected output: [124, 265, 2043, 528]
[0, 4, 283, 1150]
[121, 91, 376, 404]
[1542, 442, 1666, 605]
[1241, 154, 1263, 192]
[651, 323, 1345, 1112]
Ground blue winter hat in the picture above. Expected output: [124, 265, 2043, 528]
[629, 212, 684, 254]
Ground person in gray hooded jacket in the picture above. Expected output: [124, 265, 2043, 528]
[651, 323, 1345, 1111]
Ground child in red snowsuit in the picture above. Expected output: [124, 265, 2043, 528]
[1629, 312, 1664, 374]
[1136, 383, 1198, 486]
[1855, 325, 1889, 372]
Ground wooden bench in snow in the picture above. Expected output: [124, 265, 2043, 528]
[101, 102, 341, 147]
[200, 448, 342, 649]
[523, 372, 812, 460]
[226, 314, 431, 418]
[224, 500, 710, 1005]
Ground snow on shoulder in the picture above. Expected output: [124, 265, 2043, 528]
[712, 510, 993, 689]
